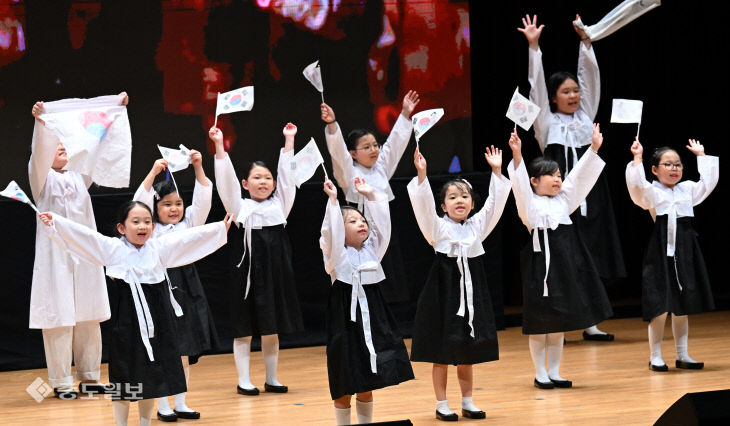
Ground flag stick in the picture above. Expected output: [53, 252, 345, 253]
[320, 163, 329, 179]
[320, 91, 325, 104]
[27, 202, 40, 214]
[636, 122, 641, 139]
[213, 92, 220, 128]
[214, 114, 218, 129]
[169, 171, 179, 196]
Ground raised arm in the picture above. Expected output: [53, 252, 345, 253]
[211, 126, 244, 217]
[472, 146, 511, 240]
[379, 90, 418, 178]
[323, 108, 354, 193]
[356, 177, 391, 260]
[625, 138, 658, 210]
[183, 177, 213, 227]
[507, 130, 534, 229]
[29, 102, 59, 201]
[685, 139, 719, 205]
[407, 149, 440, 246]
[561, 124, 605, 212]
[39, 213, 125, 266]
[576, 15, 600, 121]
[320, 179, 346, 276]
[521, 15, 551, 151]
[157, 219, 229, 268]
[134, 159, 169, 210]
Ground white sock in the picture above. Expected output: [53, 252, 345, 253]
[585, 325, 607, 335]
[356, 399, 373, 423]
[648, 313, 668, 366]
[233, 337, 255, 389]
[547, 332, 565, 381]
[174, 392, 194, 412]
[671, 315, 697, 363]
[436, 399, 454, 415]
[262, 334, 283, 386]
[462, 397, 480, 412]
[528, 334, 549, 382]
[156, 396, 174, 415]
[138, 399, 155, 426]
[112, 400, 130, 426]
[334, 406, 351, 425]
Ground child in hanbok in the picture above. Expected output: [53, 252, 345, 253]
[625, 138, 718, 371]
[211, 123, 304, 395]
[507, 124, 613, 389]
[408, 146, 511, 421]
[320, 177, 414, 425]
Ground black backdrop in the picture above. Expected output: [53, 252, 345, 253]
[0, 1, 728, 371]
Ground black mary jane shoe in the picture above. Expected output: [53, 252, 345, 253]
[264, 383, 288, 393]
[462, 408, 486, 419]
[533, 378, 555, 389]
[676, 360, 704, 370]
[157, 412, 178, 422]
[549, 378, 573, 388]
[174, 409, 201, 420]
[78, 383, 110, 394]
[582, 331, 615, 342]
[649, 362, 669, 372]
[53, 388, 78, 400]
[435, 410, 458, 421]
[236, 385, 260, 396]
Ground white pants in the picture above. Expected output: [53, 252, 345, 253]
[41, 321, 102, 389]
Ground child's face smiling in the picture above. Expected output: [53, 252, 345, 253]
[242, 165, 276, 202]
[117, 205, 155, 248]
[552, 78, 581, 115]
[651, 150, 683, 188]
[156, 192, 184, 225]
[531, 170, 563, 196]
[343, 209, 369, 249]
[441, 184, 474, 222]
[349, 134, 380, 168]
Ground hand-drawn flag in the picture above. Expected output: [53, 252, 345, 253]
[38, 94, 131, 188]
[158, 144, 191, 173]
[1, 181, 39, 213]
[573, 0, 661, 42]
[290, 138, 326, 187]
[610, 99, 643, 123]
[506, 88, 541, 131]
[215, 86, 254, 117]
[412, 108, 444, 142]
[303, 60, 324, 93]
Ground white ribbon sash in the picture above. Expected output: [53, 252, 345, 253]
[347, 261, 380, 373]
[563, 122, 588, 217]
[532, 228, 551, 297]
[448, 241, 476, 338]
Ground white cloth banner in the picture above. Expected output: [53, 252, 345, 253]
[290, 138, 325, 187]
[412, 108, 444, 142]
[157, 144, 191, 173]
[1, 180, 39, 212]
[216, 86, 254, 117]
[573, 0, 661, 42]
[610, 99, 644, 123]
[506, 88, 541, 131]
[38, 95, 131, 188]
[303, 60, 324, 93]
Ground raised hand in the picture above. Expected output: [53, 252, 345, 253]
[323, 178, 338, 199]
[573, 14, 588, 40]
[283, 122, 298, 138]
[591, 123, 603, 152]
[508, 128, 523, 168]
[190, 150, 203, 167]
[414, 147, 427, 183]
[518, 14, 544, 49]
[630, 137, 643, 157]
[401, 90, 421, 118]
[484, 145, 503, 174]
[354, 177, 375, 200]
[223, 213, 234, 231]
[38, 212, 54, 227]
[209, 126, 223, 144]
[686, 139, 706, 156]
[118, 91, 129, 106]
[152, 158, 169, 175]
[321, 103, 336, 124]
[32, 102, 44, 119]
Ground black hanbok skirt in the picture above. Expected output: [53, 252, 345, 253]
[521, 224, 614, 334]
[107, 279, 186, 400]
[326, 280, 414, 400]
[410, 253, 499, 365]
[641, 216, 714, 321]
[229, 224, 304, 337]
[544, 144, 626, 280]
[168, 264, 220, 364]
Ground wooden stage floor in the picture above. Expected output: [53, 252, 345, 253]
[1, 311, 729, 425]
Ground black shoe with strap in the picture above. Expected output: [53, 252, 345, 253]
[462, 408, 486, 419]
[675, 360, 704, 370]
[174, 409, 201, 419]
[582, 331, 615, 341]
[236, 385, 260, 396]
[157, 412, 178, 422]
[264, 382, 288, 393]
[435, 410, 458, 421]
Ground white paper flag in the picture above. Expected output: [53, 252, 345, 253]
[573, 0, 661, 42]
[610, 99, 643, 123]
[506, 88, 541, 131]
[1, 181, 39, 213]
[38, 95, 132, 188]
[158, 144, 191, 173]
[290, 138, 325, 187]
[303, 60, 324, 93]
[412, 108, 444, 142]
[216, 86, 254, 117]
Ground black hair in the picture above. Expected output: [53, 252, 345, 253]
[152, 180, 184, 223]
[527, 157, 561, 193]
[650, 146, 679, 167]
[243, 160, 276, 199]
[345, 128, 377, 151]
[547, 71, 579, 113]
[116, 201, 152, 236]
[438, 178, 481, 218]
[340, 205, 371, 241]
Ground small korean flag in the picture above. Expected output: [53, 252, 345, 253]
[506, 87, 541, 131]
[290, 138, 327, 187]
[1, 181, 39, 213]
[303, 60, 324, 93]
[610, 99, 643, 124]
[216, 86, 254, 117]
[157, 144, 192, 173]
[412, 108, 445, 144]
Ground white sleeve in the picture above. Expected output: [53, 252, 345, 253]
[407, 177, 440, 247]
[625, 161, 657, 210]
[183, 177, 213, 227]
[689, 155, 719, 206]
[364, 197, 391, 260]
[378, 114, 414, 178]
[132, 182, 155, 212]
[273, 149, 297, 218]
[561, 148, 605, 213]
[320, 198, 346, 276]
[324, 123, 354, 193]
[157, 221, 227, 268]
[528, 47, 552, 152]
[214, 153, 244, 217]
[577, 42, 600, 121]
[508, 159, 534, 229]
[45, 215, 125, 266]
[470, 173, 512, 241]
[28, 122, 60, 202]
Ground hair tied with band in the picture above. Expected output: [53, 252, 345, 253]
[460, 178, 473, 190]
